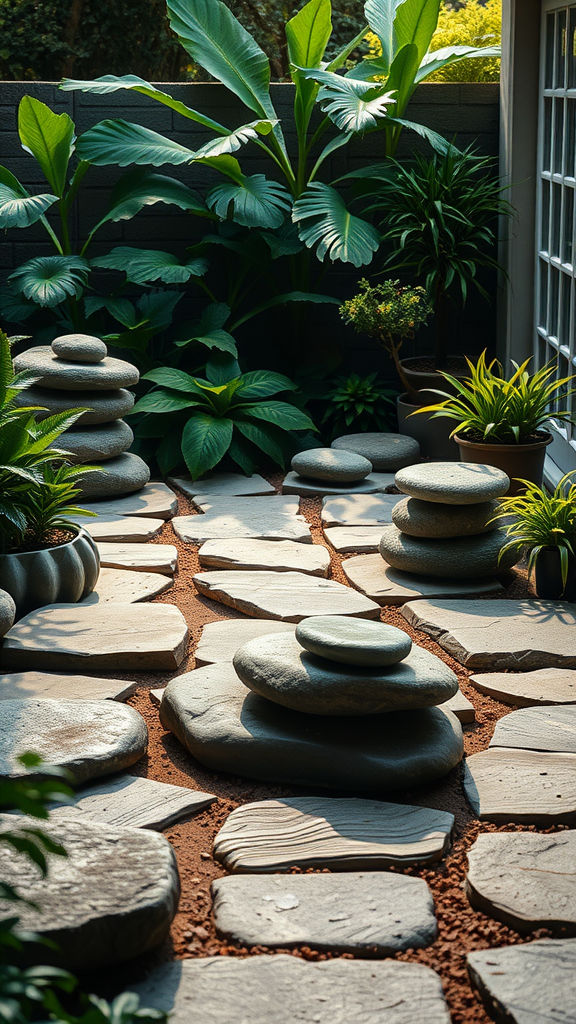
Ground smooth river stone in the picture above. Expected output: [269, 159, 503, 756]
[332, 432, 420, 471]
[490, 705, 576, 753]
[68, 513, 164, 542]
[59, 420, 133, 463]
[323, 526, 384, 553]
[212, 871, 437, 955]
[83, 567, 173, 603]
[96, 541, 177, 575]
[80, 482, 178, 520]
[198, 538, 330, 577]
[213, 796, 455, 872]
[468, 940, 576, 1024]
[282, 471, 396, 497]
[0, 698, 147, 783]
[464, 747, 576, 823]
[169, 472, 275, 496]
[195, 619, 295, 666]
[13, 345, 139, 390]
[395, 461, 509, 504]
[295, 615, 412, 666]
[343, 553, 505, 604]
[77, 452, 150, 499]
[292, 447, 372, 483]
[0, 816, 179, 969]
[391, 496, 498, 538]
[160, 662, 464, 791]
[12, 385, 135, 425]
[466, 830, 576, 933]
[322, 493, 400, 526]
[0, 589, 15, 638]
[52, 332, 107, 363]
[0, 670, 137, 702]
[469, 667, 576, 707]
[193, 570, 380, 621]
[174, 495, 310, 544]
[379, 525, 517, 579]
[233, 633, 457, 715]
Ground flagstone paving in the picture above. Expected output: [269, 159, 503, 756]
[468, 939, 576, 1024]
[80, 482, 178, 519]
[193, 570, 380, 620]
[198, 538, 330, 576]
[469, 667, 576, 706]
[464, 747, 576, 823]
[0, 670, 137, 702]
[83, 567, 173, 603]
[441, 688, 475, 723]
[195, 619, 295, 666]
[321, 493, 400, 526]
[48, 773, 216, 830]
[96, 541, 178, 574]
[168, 472, 275, 496]
[174, 495, 311, 543]
[323, 526, 384, 552]
[343, 554, 504, 604]
[69, 513, 165, 542]
[490, 705, 576, 753]
[282, 471, 396, 496]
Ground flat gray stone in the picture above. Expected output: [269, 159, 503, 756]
[80, 482, 178, 519]
[49, 773, 216, 830]
[323, 526, 384, 552]
[77, 452, 150, 499]
[466, 830, 576, 933]
[52, 332, 107, 363]
[395, 461, 510, 504]
[401, 599, 576, 670]
[195, 619, 295, 666]
[379, 525, 517, 578]
[12, 385, 135, 425]
[59, 420, 133, 463]
[292, 448, 372, 483]
[1, 602, 188, 672]
[490, 705, 576, 752]
[468, 940, 576, 1024]
[0, 589, 15, 638]
[212, 871, 437, 954]
[392, 496, 499, 538]
[464, 747, 576, 823]
[332, 432, 420, 471]
[174, 495, 311, 543]
[160, 662, 464, 791]
[82, 567, 173, 603]
[68, 513, 164, 542]
[0, 698, 147, 783]
[169, 472, 275, 496]
[0, 816, 179, 969]
[441, 688, 475, 723]
[469, 667, 576, 706]
[213, 796, 455, 872]
[194, 570, 380, 621]
[322, 493, 400, 527]
[282, 471, 395, 496]
[198, 538, 330, 577]
[192, 494, 300, 514]
[96, 541, 177, 575]
[295, 615, 412, 666]
[150, 687, 165, 705]
[0, 671, 137, 702]
[14, 345, 139, 390]
[343, 553, 504, 605]
[132, 954, 451, 1024]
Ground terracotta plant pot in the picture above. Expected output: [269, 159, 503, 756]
[0, 527, 100, 618]
[455, 432, 553, 495]
[534, 546, 576, 600]
[397, 394, 460, 461]
[400, 356, 468, 405]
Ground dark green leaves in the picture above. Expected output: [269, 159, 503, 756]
[181, 413, 234, 478]
[92, 247, 209, 285]
[207, 175, 292, 228]
[174, 303, 238, 357]
[293, 183, 380, 266]
[8, 256, 89, 307]
[76, 119, 197, 167]
[18, 96, 75, 197]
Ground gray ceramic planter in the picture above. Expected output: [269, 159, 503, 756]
[0, 528, 100, 618]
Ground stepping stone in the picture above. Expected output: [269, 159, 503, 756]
[490, 705, 576, 752]
[133, 954, 451, 1024]
[0, 589, 15, 638]
[168, 472, 275, 496]
[322, 493, 400, 526]
[395, 462, 509, 504]
[469, 667, 576, 706]
[83, 567, 173, 603]
[14, 346, 140, 390]
[323, 526, 384, 553]
[441, 688, 475, 723]
[96, 541, 177, 575]
[468, 940, 576, 1024]
[80, 482, 178, 520]
[149, 687, 165, 705]
[192, 495, 300, 514]
[0, 816, 179, 969]
[68, 513, 164, 542]
[379, 525, 517, 578]
[332, 432, 420, 471]
[392, 496, 498, 539]
[213, 796, 455, 872]
[1, 602, 188, 672]
[212, 871, 437, 955]
[295, 615, 412, 666]
[160, 662, 463, 791]
[195, 619, 295, 666]
[0, 671, 137, 702]
[343, 554, 504, 605]
[77, 451, 150, 499]
[194, 570, 380, 621]
[174, 495, 311, 544]
[0, 698, 147, 784]
[198, 538, 330, 577]
[292, 448, 372, 483]
[48, 773, 216, 830]
[52, 332, 107, 362]
[402, 599, 576, 670]
[14, 385, 135, 425]
[466, 830, 576, 933]
[464, 747, 576, 823]
[282, 471, 395, 497]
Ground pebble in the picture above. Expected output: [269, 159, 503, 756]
[51, 333, 108, 363]
[295, 615, 412, 666]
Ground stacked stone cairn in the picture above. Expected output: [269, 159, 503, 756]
[283, 433, 420, 496]
[13, 333, 150, 499]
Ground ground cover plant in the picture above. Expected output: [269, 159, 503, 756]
[321, 370, 396, 438]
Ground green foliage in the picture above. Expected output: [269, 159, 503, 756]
[427, 0, 501, 82]
[322, 371, 396, 437]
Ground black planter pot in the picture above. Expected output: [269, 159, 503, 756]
[534, 546, 576, 600]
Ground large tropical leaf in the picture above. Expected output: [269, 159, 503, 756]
[394, 0, 441, 64]
[0, 182, 58, 229]
[240, 400, 316, 430]
[286, 0, 332, 135]
[17, 96, 75, 197]
[92, 247, 209, 285]
[416, 44, 502, 82]
[207, 175, 292, 228]
[98, 168, 210, 229]
[75, 119, 197, 167]
[387, 116, 453, 153]
[230, 290, 339, 329]
[384, 42, 420, 112]
[301, 70, 395, 132]
[131, 390, 204, 414]
[142, 367, 207, 395]
[61, 75, 227, 133]
[234, 418, 285, 466]
[8, 256, 89, 308]
[292, 182, 380, 266]
[175, 302, 238, 356]
[364, 0, 405, 73]
[195, 120, 277, 159]
[233, 371, 298, 401]
[181, 412, 233, 478]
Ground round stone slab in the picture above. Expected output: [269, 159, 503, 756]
[464, 747, 576, 823]
[12, 385, 135, 425]
[466, 830, 576, 934]
[490, 705, 576, 753]
[14, 346, 139, 390]
[392, 497, 498, 538]
[52, 333, 107, 363]
[395, 462, 509, 505]
[60, 420, 133, 463]
[77, 452, 150, 499]
[379, 524, 517, 578]
[468, 940, 576, 1024]
[295, 615, 412, 666]
[0, 816, 179, 969]
[292, 448, 372, 483]
[0, 589, 15, 638]
[470, 667, 576, 706]
[332, 432, 420, 471]
[193, 570, 380, 621]
[0, 698, 147, 783]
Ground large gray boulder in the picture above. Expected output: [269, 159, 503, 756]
[392, 496, 498, 538]
[332, 432, 420, 471]
[395, 462, 509, 504]
[379, 524, 517, 578]
[292, 447, 372, 483]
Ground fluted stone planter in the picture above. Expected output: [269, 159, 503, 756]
[0, 528, 100, 618]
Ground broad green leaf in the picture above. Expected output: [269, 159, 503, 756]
[287, 0, 332, 135]
[142, 367, 205, 394]
[416, 44, 501, 82]
[234, 418, 285, 465]
[387, 116, 453, 153]
[92, 247, 209, 285]
[8, 256, 89, 308]
[0, 285, 37, 322]
[75, 119, 197, 166]
[131, 390, 204, 414]
[228, 434, 257, 475]
[364, 0, 405, 73]
[18, 96, 75, 197]
[97, 168, 210, 230]
[194, 120, 278, 159]
[233, 371, 298, 401]
[205, 353, 242, 385]
[175, 302, 238, 356]
[207, 174, 292, 228]
[302, 70, 395, 132]
[181, 412, 233, 478]
[292, 182, 380, 266]
[240, 400, 316, 430]
[85, 295, 137, 325]
[385, 42, 420, 114]
[0, 185, 58, 229]
[230, 289, 339, 329]
[260, 223, 304, 258]
[394, 0, 441, 64]
[136, 290, 183, 331]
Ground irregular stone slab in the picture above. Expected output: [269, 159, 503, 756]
[213, 796, 455, 872]
[469, 667, 576, 707]
[0, 816, 179, 969]
[395, 462, 509, 504]
[490, 705, 576, 753]
[379, 525, 517, 578]
[282, 471, 395, 497]
[0, 589, 15, 638]
[14, 345, 139, 390]
[295, 615, 412, 666]
[464, 747, 576, 823]
[0, 671, 137, 702]
[198, 538, 330, 577]
[96, 541, 177, 575]
[169, 472, 275, 496]
[441, 688, 475, 723]
[194, 570, 380, 621]
[52, 332, 107, 362]
[80, 482, 178, 520]
[323, 526, 384, 553]
[195, 619, 295, 666]
[59, 420, 133, 463]
[133, 953, 451, 1024]
[468, 940, 576, 1024]
[0, 698, 147, 783]
[69, 513, 164, 542]
[392, 496, 498, 538]
[77, 452, 150, 499]
[160, 663, 463, 791]
[83, 567, 173, 604]
[13, 385, 135, 425]
[332, 432, 420, 471]
[49, 773, 216, 830]
[466, 831, 576, 933]
[1, 602, 188, 672]
[150, 687, 165, 705]
[402, 599, 576, 670]
[322, 493, 400, 527]
[212, 871, 437, 955]
[192, 494, 300, 514]
[343, 554, 504, 605]
[174, 495, 310, 544]
[292, 448, 371, 483]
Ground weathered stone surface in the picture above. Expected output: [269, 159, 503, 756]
[195, 619, 295, 666]
[174, 495, 310, 543]
[96, 541, 177, 575]
[332, 432, 420, 471]
[322, 493, 400, 526]
[82, 567, 173, 604]
[282, 471, 395, 496]
[49, 773, 216, 830]
[1, 602, 188, 672]
[490, 705, 576, 753]
[468, 940, 576, 1024]
[12, 385, 136, 425]
[0, 816, 179, 969]
[392, 496, 499, 538]
[295, 615, 412, 666]
[0, 698, 147, 783]
[469, 667, 576, 706]
[133, 954, 451, 1024]
[192, 495, 300, 514]
[213, 796, 455, 872]
[323, 526, 384, 552]
[464, 747, 576, 823]
[169, 472, 275, 496]
[59, 420, 133, 463]
[198, 538, 330, 577]
[395, 462, 509, 504]
[0, 589, 15, 638]
[292, 448, 372, 483]
[52, 333, 107, 363]
[160, 663, 464, 791]
[402, 599, 576, 670]
[194, 570, 380, 621]
[379, 525, 517, 578]
[0, 670, 137, 702]
[69, 513, 164, 542]
[77, 452, 151, 499]
[466, 830, 576, 933]
[441, 688, 475, 723]
[343, 554, 504, 605]
[212, 871, 437, 955]
[81, 482, 178, 520]
[14, 345, 139, 390]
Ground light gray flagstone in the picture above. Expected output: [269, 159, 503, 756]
[83, 567, 173, 604]
[48, 773, 216, 830]
[0, 671, 137, 702]
[323, 526, 385, 553]
[343, 554, 504, 604]
[440, 688, 475, 723]
[282, 471, 396, 497]
[192, 494, 299, 513]
[195, 619, 295, 666]
[490, 705, 576, 752]
[193, 570, 380, 621]
[168, 472, 275, 496]
[174, 495, 310, 544]
[464, 747, 576, 823]
[68, 514, 164, 542]
[198, 538, 330, 576]
[96, 541, 177, 574]
[469, 667, 576, 706]
[468, 940, 576, 1024]
[321, 493, 400, 527]
[80, 482, 178, 519]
